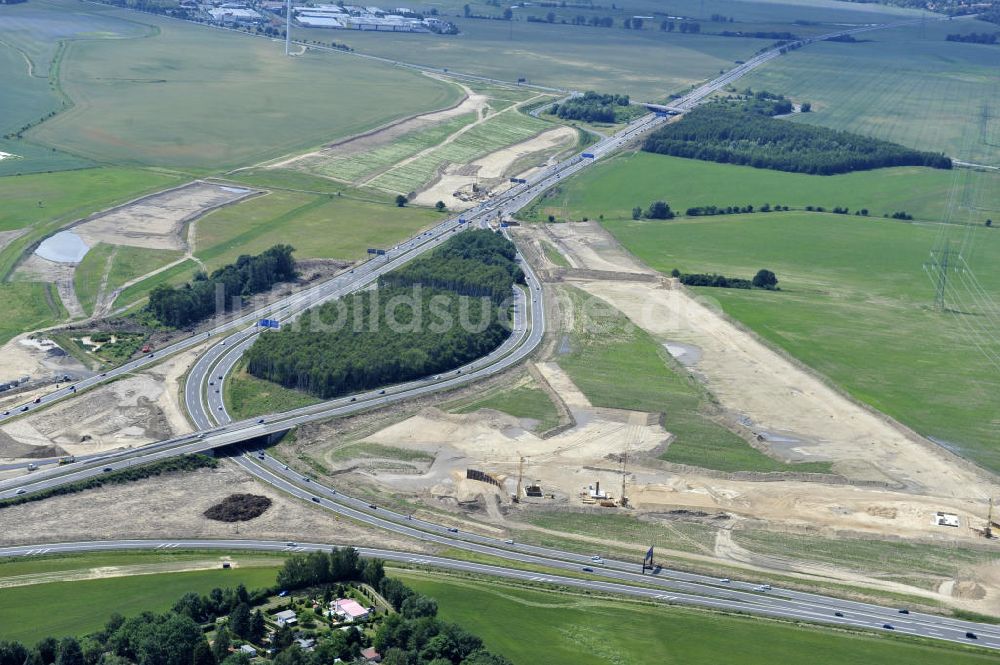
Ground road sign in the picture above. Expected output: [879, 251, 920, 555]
[258, 319, 280, 329]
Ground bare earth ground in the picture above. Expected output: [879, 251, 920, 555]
[412, 125, 578, 211]
[285, 219, 1000, 612]
[14, 254, 85, 318]
[0, 335, 89, 392]
[72, 181, 257, 251]
[0, 461, 428, 551]
[0, 342, 202, 462]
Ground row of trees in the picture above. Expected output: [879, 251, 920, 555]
[550, 91, 630, 123]
[147, 245, 296, 328]
[672, 268, 779, 290]
[245, 231, 518, 399]
[946, 32, 998, 44]
[642, 106, 952, 175]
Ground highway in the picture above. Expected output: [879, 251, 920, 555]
[1, 13, 984, 650]
[1, 535, 997, 650]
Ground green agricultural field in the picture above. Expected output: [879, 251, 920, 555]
[558, 286, 832, 473]
[112, 258, 200, 310]
[194, 189, 441, 270]
[307, 19, 760, 102]
[0, 168, 183, 280]
[368, 108, 553, 194]
[520, 152, 1000, 226]
[14, 0, 461, 171]
[599, 209, 1000, 471]
[293, 113, 477, 184]
[0, 282, 66, 346]
[225, 366, 321, 420]
[0, 562, 282, 643]
[447, 380, 561, 432]
[738, 19, 1000, 165]
[400, 573, 997, 665]
[76, 244, 185, 316]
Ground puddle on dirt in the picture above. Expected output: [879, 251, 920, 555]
[35, 230, 89, 264]
[663, 341, 702, 366]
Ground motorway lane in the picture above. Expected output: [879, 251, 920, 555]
[1, 535, 996, 650]
[235, 450, 1000, 649]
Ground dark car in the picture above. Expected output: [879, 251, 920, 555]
[257, 418, 265, 424]
[447, 527, 458, 533]
[582, 567, 594, 573]
[882, 624, 894, 630]
[966, 632, 978, 640]
[378, 389, 385, 395]
[103, 467, 113, 472]
[302, 477, 311, 482]
[369, 504, 377, 510]
[20, 406, 29, 412]
[897, 608, 909, 615]
[311, 497, 320, 503]
[350, 397, 356, 402]
[834, 612, 844, 618]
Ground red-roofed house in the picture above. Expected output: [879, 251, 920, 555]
[360, 647, 382, 663]
[331, 598, 370, 622]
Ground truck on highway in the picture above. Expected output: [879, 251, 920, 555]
[581, 152, 595, 159]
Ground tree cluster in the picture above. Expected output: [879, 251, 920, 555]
[674, 268, 778, 290]
[685, 203, 773, 216]
[630, 201, 674, 220]
[374, 615, 511, 665]
[275, 548, 368, 590]
[380, 230, 524, 305]
[148, 245, 296, 328]
[551, 91, 630, 123]
[946, 32, 998, 44]
[642, 106, 952, 175]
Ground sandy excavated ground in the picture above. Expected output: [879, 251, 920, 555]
[0, 335, 89, 391]
[0, 229, 26, 254]
[0, 461, 428, 551]
[0, 342, 202, 462]
[74, 181, 256, 251]
[274, 78, 489, 171]
[519, 222, 998, 500]
[14, 254, 85, 318]
[413, 125, 577, 211]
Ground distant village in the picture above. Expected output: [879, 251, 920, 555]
[180, 0, 459, 33]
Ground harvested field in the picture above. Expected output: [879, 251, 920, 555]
[0, 461, 427, 550]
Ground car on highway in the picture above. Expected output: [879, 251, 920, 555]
[302, 477, 310, 482]
[504, 539, 514, 544]
[257, 418, 265, 424]
[882, 624, 894, 630]
[591, 556, 603, 564]
[209, 381, 214, 385]
[311, 497, 320, 503]
[897, 608, 909, 614]
[719, 578, 731, 584]
[103, 467, 113, 472]
[2, 411, 7, 416]
[350, 397, 356, 402]
[378, 389, 385, 395]
[447, 527, 458, 533]
[582, 567, 594, 572]
[834, 612, 844, 618]
[20, 406, 29, 412]
[966, 631, 978, 640]
[33, 397, 41, 404]
[285, 541, 295, 546]
[15, 489, 26, 495]
[369, 504, 377, 510]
